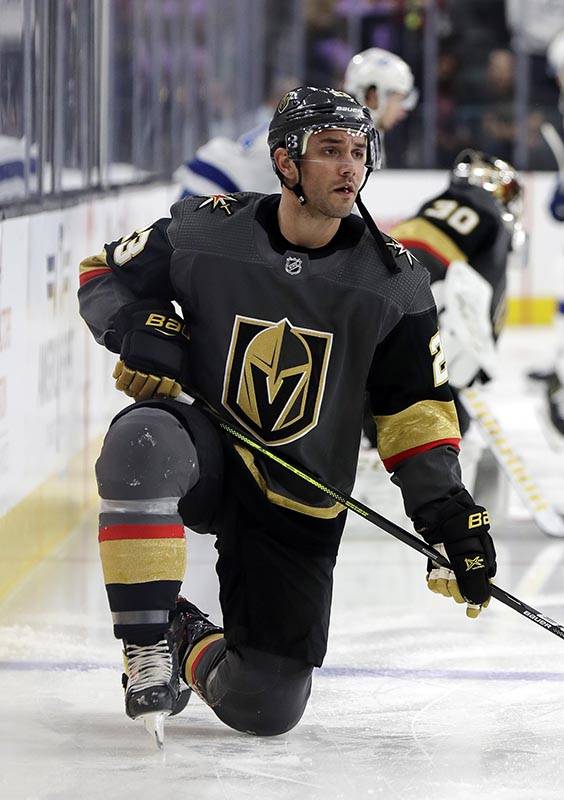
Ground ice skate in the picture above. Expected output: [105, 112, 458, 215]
[122, 631, 191, 749]
[169, 596, 223, 697]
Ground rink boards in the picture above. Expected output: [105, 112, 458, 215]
[0, 184, 176, 601]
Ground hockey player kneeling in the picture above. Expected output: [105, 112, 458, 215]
[78, 87, 496, 744]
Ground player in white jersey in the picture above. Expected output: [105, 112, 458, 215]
[174, 48, 417, 198]
[545, 30, 564, 221]
[529, 30, 564, 440]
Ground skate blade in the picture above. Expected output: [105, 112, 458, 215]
[141, 711, 168, 750]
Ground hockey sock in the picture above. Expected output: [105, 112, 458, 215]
[98, 504, 187, 643]
[184, 633, 225, 691]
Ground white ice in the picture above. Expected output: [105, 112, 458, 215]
[2, 326, 564, 800]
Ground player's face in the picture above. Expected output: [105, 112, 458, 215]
[299, 130, 367, 219]
[379, 92, 408, 131]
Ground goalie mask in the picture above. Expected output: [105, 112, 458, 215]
[451, 149, 525, 246]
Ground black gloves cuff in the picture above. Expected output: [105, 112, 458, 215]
[413, 489, 475, 543]
[120, 330, 186, 379]
[111, 298, 176, 348]
[109, 299, 189, 384]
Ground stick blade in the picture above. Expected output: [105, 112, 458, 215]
[533, 508, 564, 538]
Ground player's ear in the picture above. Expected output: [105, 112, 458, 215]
[365, 86, 379, 110]
[273, 147, 298, 183]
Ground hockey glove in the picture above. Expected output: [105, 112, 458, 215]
[110, 299, 189, 401]
[415, 491, 496, 619]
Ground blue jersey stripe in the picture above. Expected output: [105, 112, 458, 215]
[186, 158, 240, 194]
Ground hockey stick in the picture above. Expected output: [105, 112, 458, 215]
[175, 393, 564, 642]
[459, 387, 564, 538]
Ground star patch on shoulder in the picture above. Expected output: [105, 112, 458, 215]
[386, 237, 418, 267]
[196, 194, 239, 216]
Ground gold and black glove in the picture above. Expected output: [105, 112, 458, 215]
[415, 491, 496, 619]
[112, 359, 182, 401]
[109, 299, 189, 401]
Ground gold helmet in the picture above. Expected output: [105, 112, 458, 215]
[451, 149, 524, 240]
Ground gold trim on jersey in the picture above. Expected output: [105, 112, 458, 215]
[375, 399, 460, 461]
[99, 538, 186, 584]
[234, 445, 345, 518]
[79, 250, 108, 274]
[390, 218, 466, 265]
[185, 633, 224, 686]
[222, 315, 333, 446]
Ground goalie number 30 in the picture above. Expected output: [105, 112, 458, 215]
[423, 199, 479, 235]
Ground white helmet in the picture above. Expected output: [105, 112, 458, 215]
[343, 48, 418, 126]
[547, 29, 564, 74]
[547, 30, 564, 117]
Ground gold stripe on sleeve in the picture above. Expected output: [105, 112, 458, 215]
[79, 250, 108, 275]
[390, 218, 467, 265]
[376, 399, 460, 462]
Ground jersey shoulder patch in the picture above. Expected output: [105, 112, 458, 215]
[382, 233, 419, 269]
[184, 191, 264, 219]
[194, 193, 241, 216]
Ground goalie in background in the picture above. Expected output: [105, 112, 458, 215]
[546, 29, 564, 223]
[372, 150, 524, 502]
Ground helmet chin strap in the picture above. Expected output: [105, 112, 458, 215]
[282, 161, 399, 274]
[355, 191, 399, 274]
[285, 162, 306, 205]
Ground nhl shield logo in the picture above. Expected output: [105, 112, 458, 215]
[285, 256, 303, 275]
[222, 315, 333, 445]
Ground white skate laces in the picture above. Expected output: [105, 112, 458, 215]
[124, 639, 172, 693]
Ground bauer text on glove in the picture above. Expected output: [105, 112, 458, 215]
[109, 299, 189, 400]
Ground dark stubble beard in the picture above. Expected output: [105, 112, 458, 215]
[310, 190, 357, 220]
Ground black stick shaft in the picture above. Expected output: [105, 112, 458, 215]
[218, 418, 564, 643]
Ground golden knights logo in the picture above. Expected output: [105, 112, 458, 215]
[222, 315, 333, 445]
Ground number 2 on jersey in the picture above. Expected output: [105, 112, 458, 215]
[429, 330, 449, 387]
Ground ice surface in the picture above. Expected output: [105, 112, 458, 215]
[2, 327, 564, 800]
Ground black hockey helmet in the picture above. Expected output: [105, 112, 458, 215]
[267, 86, 397, 273]
[267, 86, 381, 175]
